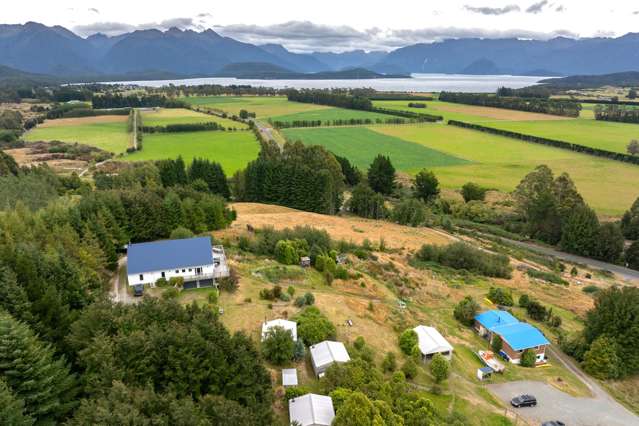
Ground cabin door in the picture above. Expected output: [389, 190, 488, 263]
[196, 267, 202, 275]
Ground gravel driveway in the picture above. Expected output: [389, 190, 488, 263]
[488, 380, 639, 426]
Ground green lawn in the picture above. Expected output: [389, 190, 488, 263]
[282, 126, 468, 172]
[124, 131, 259, 174]
[376, 124, 639, 216]
[182, 96, 328, 118]
[24, 120, 129, 153]
[141, 108, 247, 129]
[477, 119, 639, 154]
[270, 107, 393, 124]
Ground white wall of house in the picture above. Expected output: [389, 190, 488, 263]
[127, 263, 215, 287]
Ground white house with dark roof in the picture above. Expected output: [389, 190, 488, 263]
[414, 325, 454, 361]
[289, 393, 335, 426]
[309, 340, 350, 377]
[126, 237, 228, 290]
[262, 319, 298, 342]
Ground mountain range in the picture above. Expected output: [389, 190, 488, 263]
[2, 22, 639, 81]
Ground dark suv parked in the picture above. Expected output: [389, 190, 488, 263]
[511, 394, 537, 408]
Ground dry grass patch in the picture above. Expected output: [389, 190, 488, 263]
[432, 102, 572, 121]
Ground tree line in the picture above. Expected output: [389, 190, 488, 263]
[594, 104, 639, 124]
[141, 122, 230, 133]
[233, 140, 345, 215]
[91, 93, 189, 109]
[271, 117, 415, 129]
[448, 120, 639, 165]
[440, 92, 581, 117]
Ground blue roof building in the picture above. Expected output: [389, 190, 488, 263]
[126, 237, 226, 290]
[474, 310, 550, 365]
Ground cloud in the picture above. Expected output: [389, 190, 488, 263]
[555, 5, 565, 12]
[464, 5, 520, 15]
[213, 21, 578, 53]
[88, 8, 99, 14]
[74, 17, 204, 37]
[526, 0, 549, 14]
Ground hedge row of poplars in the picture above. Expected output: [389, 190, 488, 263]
[140, 122, 228, 133]
[371, 107, 442, 122]
[440, 92, 581, 117]
[271, 117, 416, 129]
[448, 120, 639, 165]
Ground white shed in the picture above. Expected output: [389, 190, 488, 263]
[309, 340, 350, 377]
[282, 368, 298, 387]
[289, 393, 335, 426]
[414, 325, 454, 361]
[261, 319, 298, 342]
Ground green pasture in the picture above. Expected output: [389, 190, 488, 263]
[270, 107, 395, 124]
[373, 100, 493, 122]
[182, 96, 328, 118]
[24, 120, 129, 153]
[124, 131, 259, 174]
[281, 126, 468, 172]
[140, 108, 247, 129]
[376, 124, 639, 216]
[478, 119, 639, 154]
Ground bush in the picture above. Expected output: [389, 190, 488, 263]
[526, 268, 568, 285]
[354, 336, 366, 350]
[430, 353, 450, 383]
[295, 307, 336, 345]
[207, 290, 219, 305]
[155, 277, 168, 288]
[491, 335, 503, 354]
[415, 242, 512, 278]
[348, 183, 387, 219]
[391, 198, 428, 226]
[334, 266, 349, 280]
[487, 287, 514, 306]
[168, 277, 184, 288]
[274, 240, 300, 265]
[582, 336, 622, 379]
[519, 294, 531, 308]
[169, 226, 194, 240]
[526, 299, 548, 321]
[401, 359, 418, 379]
[381, 352, 397, 372]
[520, 349, 536, 367]
[285, 386, 310, 401]
[399, 329, 418, 355]
[461, 182, 487, 203]
[454, 296, 479, 326]
[218, 267, 239, 292]
[262, 326, 295, 365]
[582, 285, 600, 294]
[414, 169, 439, 202]
[287, 286, 295, 296]
[162, 287, 179, 300]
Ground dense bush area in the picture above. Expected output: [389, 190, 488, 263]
[415, 242, 512, 278]
[287, 89, 373, 110]
[92, 93, 188, 109]
[594, 104, 639, 124]
[440, 92, 581, 117]
[141, 122, 227, 133]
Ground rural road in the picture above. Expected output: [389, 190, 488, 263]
[503, 238, 639, 283]
[488, 346, 639, 426]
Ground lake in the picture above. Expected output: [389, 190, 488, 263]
[104, 73, 544, 93]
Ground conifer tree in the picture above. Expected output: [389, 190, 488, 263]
[0, 379, 33, 426]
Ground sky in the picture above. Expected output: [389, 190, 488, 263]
[3, 0, 639, 52]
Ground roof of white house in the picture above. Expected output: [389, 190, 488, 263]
[261, 319, 298, 341]
[289, 393, 335, 426]
[414, 325, 453, 355]
[310, 340, 350, 369]
[127, 237, 212, 274]
[282, 368, 298, 387]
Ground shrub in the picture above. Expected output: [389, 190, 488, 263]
[491, 335, 503, 354]
[454, 296, 479, 326]
[399, 329, 418, 355]
[354, 336, 366, 351]
[169, 226, 195, 240]
[520, 349, 536, 367]
[168, 277, 184, 288]
[401, 359, 418, 379]
[295, 307, 336, 345]
[162, 287, 179, 300]
[218, 267, 239, 292]
[415, 242, 512, 278]
[582, 336, 622, 379]
[334, 266, 349, 280]
[413, 169, 439, 202]
[262, 326, 295, 365]
[518, 294, 531, 308]
[582, 285, 600, 294]
[285, 386, 310, 401]
[287, 286, 295, 296]
[207, 290, 219, 305]
[526, 299, 548, 321]
[487, 287, 514, 306]
[430, 353, 450, 383]
[526, 268, 568, 285]
[293, 339, 306, 361]
[155, 277, 168, 288]
[381, 352, 397, 372]
[461, 182, 487, 203]
[275, 240, 300, 265]
[391, 198, 428, 226]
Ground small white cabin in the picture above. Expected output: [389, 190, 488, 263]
[414, 325, 454, 361]
[309, 341, 350, 377]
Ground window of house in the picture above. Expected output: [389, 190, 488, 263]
[182, 269, 185, 273]
[175, 270, 179, 273]
[139, 274, 144, 281]
[188, 268, 192, 272]
[161, 272, 165, 278]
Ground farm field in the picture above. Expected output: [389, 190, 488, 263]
[183, 95, 329, 118]
[140, 108, 247, 128]
[477, 118, 639, 154]
[124, 131, 259, 174]
[373, 100, 573, 122]
[24, 115, 130, 153]
[379, 124, 639, 216]
[269, 107, 395, 124]
[281, 126, 468, 171]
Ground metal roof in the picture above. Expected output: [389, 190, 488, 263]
[282, 368, 298, 387]
[492, 322, 550, 351]
[262, 319, 298, 341]
[127, 237, 213, 274]
[414, 325, 453, 355]
[475, 310, 519, 332]
[310, 341, 350, 370]
[289, 394, 335, 426]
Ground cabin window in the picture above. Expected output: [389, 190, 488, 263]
[175, 270, 179, 273]
[188, 268, 192, 272]
[161, 272, 165, 278]
[139, 274, 144, 281]
[182, 269, 185, 273]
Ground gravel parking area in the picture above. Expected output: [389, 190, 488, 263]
[488, 380, 639, 426]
